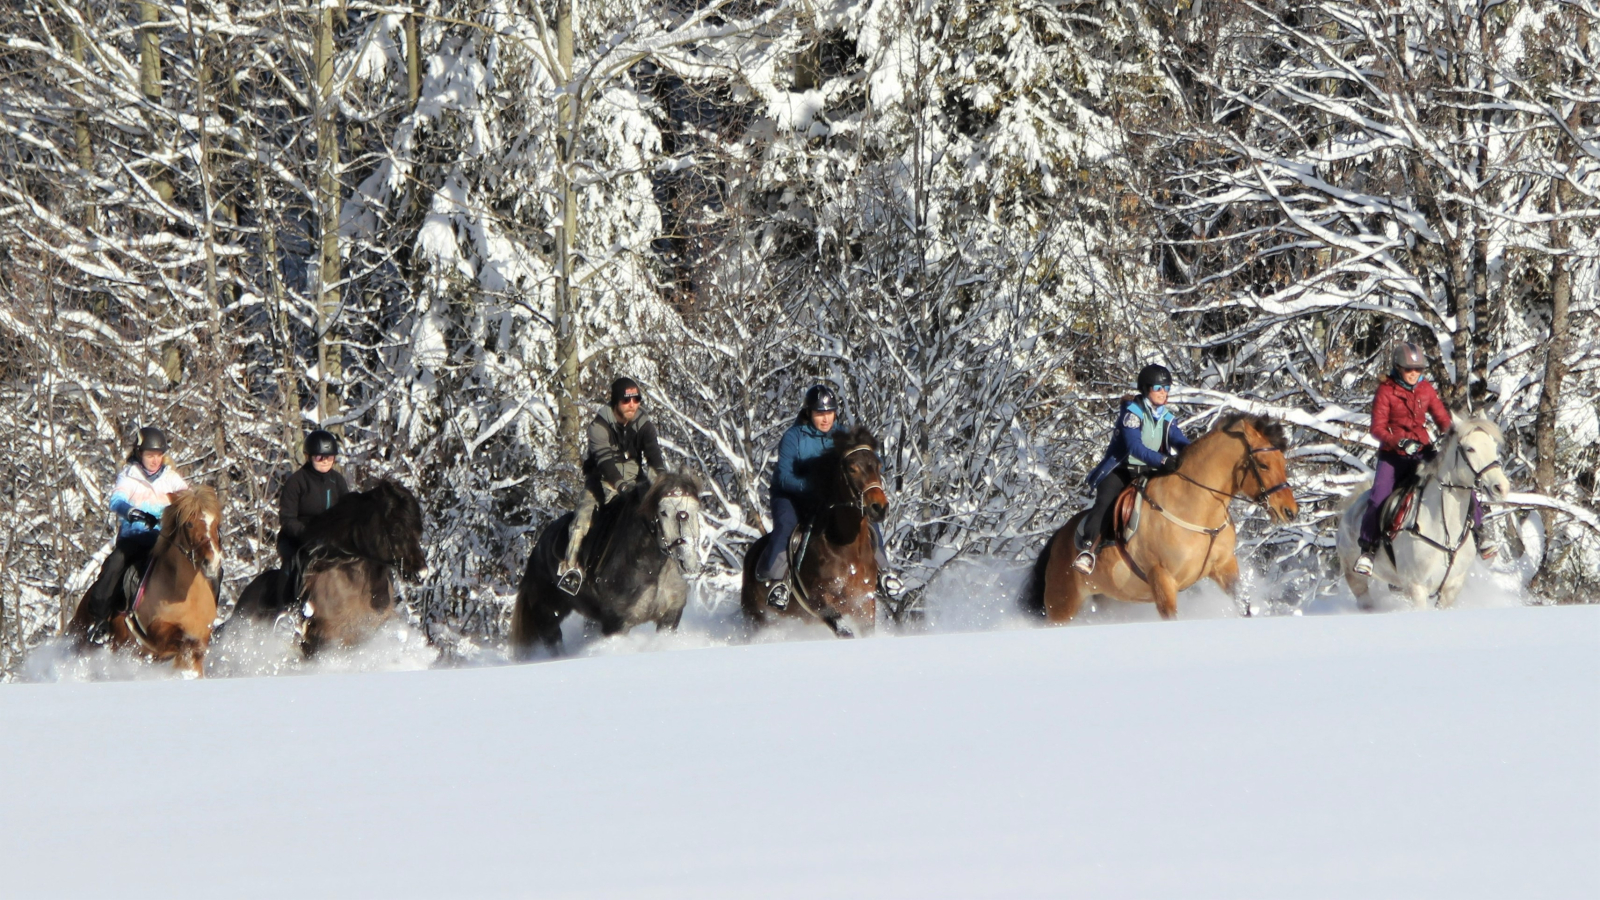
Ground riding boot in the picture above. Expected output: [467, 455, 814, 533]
[1353, 541, 1376, 576]
[1474, 524, 1499, 561]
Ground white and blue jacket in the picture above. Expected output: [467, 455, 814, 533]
[108, 463, 189, 541]
[1086, 398, 1191, 487]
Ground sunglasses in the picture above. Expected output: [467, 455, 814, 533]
[312, 454, 336, 461]
[1148, 384, 1170, 392]
[619, 394, 643, 405]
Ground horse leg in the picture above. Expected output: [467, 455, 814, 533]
[1348, 569, 1375, 611]
[1151, 566, 1180, 620]
[1041, 529, 1085, 624]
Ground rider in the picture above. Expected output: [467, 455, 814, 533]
[276, 429, 350, 606]
[1073, 364, 1191, 575]
[84, 427, 191, 643]
[757, 385, 897, 610]
[558, 377, 667, 594]
[1354, 342, 1495, 576]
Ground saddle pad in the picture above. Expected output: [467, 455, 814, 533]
[1381, 485, 1420, 544]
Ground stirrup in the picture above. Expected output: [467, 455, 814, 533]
[1353, 553, 1374, 576]
[878, 573, 903, 597]
[766, 581, 790, 611]
[1073, 551, 1096, 575]
[556, 568, 583, 596]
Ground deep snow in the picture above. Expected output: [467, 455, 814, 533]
[2, 600, 1595, 898]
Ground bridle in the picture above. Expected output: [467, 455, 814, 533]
[650, 488, 698, 562]
[1441, 427, 1504, 490]
[1176, 427, 1292, 508]
[831, 444, 887, 516]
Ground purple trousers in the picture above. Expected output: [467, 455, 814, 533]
[1360, 450, 1483, 549]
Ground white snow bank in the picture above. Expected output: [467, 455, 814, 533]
[1, 606, 1594, 898]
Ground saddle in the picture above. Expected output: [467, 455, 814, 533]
[1111, 481, 1143, 544]
[119, 557, 154, 615]
[784, 516, 816, 579]
[1379, 474, 1423, 545]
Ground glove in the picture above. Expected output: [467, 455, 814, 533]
[1398, 439, 1423, 457]
[1160, 454, 1182, 474]
[128, 509, 159, 527]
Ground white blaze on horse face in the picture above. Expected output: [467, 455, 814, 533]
[202, 512, 222, 576]
[658, 494, 703, 574]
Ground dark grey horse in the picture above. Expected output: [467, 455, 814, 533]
[510, 472, 703, 659]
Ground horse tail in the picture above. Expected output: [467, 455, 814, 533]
[1019, 539, 1051, 617]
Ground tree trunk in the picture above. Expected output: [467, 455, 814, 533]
[139, 1, 171, 203]
[405, 7, 421, 105]
[71, 22, 94, 230]
[314, 2, 342, 431]
[554, 0, 582, 498]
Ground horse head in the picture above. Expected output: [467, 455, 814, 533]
[1444, 414, 1511, 502]
[373, 479, 427, 581]
[641, 473, 704, 575]
[161, 485, 223, 580]
[833, 426, 889, 523]
[1218, 413, 1298, 524]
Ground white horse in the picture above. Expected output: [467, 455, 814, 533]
[1337, 415, 1512, 610]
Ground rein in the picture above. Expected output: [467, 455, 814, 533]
[1388, 429, 1503, 600]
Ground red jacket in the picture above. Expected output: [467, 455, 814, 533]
[1371, 376, 1452, 454]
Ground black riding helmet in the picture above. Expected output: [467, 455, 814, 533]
[803, 384, 839, 413]
[1137, 364, 1172, 395]
[609, 376, 642, 407]
[304, 429, 339, 458]
[127, 426, 169, 462]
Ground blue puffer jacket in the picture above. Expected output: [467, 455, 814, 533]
[1086, 398, 1191, 487]
[771, 422, 834, 499]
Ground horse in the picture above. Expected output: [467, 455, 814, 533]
[228, 478, 425, 656]
[1023, 413, 1299, 623]
[741, 426, 890, 638]
[1336, 415, 1511, 610]
[510, 472, 704, 659]
[66, 487, 223, 676]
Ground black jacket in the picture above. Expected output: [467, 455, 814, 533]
[586, 406, 666, 488]
[278, 464, 350, 542]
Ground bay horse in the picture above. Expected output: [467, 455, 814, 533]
[1023, 413, 1298, 623]
[741, 426, 889, 638]
[228, 478, 425, 656]
[510, 472, 704, 659]
[66, 486, 223, 676]
[1336, 415, 1511, 610]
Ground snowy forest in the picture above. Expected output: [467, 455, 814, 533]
[0, 0, 1596, 675]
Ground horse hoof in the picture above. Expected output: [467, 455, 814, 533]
[834, 622, 855, 639]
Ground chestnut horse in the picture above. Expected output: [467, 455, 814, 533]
[66, 487, 223, 676]
[228, 479, 424, 656]
[1023, 413, 1298, 623]
[742, 426, 889, 638]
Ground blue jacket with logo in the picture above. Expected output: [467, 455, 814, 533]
[771, 421, 834, 500]
[1086, 398, 1191, 487]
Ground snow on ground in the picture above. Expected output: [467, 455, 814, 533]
[1, 570, 1595, 898]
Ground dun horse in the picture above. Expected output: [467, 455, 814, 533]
[1336, 415, 1511, 610]
[510, 473, 704, 658]
[741, 426, 889, 638]
[230, 478, 424, 655]
[1023, 414, 1298, 622]
[67, 487, 223, 676]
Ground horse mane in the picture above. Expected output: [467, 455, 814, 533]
[154, 485, 220, 556]
[637, 471, 704, 516]
[301, 478, 424, 568]
[824, 425, 880, 461]
[1212, 412, 1289, 452]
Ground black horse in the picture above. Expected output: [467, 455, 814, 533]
[510, 472, 703, 659]
[227, 478, 425, 655]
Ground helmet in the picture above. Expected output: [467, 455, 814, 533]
[1393, 342, 1427, 371]
[135, 427, 169, 454]
[1137, 364, 1173, 395]
[609, 376, 643, 407]
[304, 430, 339, 458]
[803, 384, 839, 413]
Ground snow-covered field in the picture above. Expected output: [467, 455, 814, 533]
[4, 559, 1597, 898]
